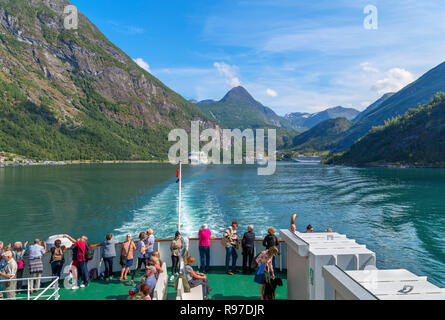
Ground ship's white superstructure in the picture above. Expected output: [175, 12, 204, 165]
[293, 154, 322, 163]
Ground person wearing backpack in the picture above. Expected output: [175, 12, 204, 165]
[50, 239, 66, 278]
[84, 241, 94, 262]
[12, 241, 28, 291]
[262, 227, 279, 272]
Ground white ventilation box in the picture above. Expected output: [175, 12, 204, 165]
[280, 229, 376, 300]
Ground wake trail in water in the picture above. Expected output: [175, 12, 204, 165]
[113, 181, 178, 240]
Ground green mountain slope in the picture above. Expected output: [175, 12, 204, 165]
[353, 92, 394, 121]
[287, 118, 352, 154]
[325, 93, 445, 167]
[0, 0, 214, 160]
[334, 61, 445, 151]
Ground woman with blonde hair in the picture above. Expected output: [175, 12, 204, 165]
[151, 251, 162, 264]
[184, 256, 212, 300]
[144, 229, 155, 261]
[149, 253, 163, 279]
[254, 246, 278, 300]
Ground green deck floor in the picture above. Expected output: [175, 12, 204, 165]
[54, 267, 287, 300]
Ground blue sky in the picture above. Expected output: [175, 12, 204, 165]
[72, 0, 445, 115]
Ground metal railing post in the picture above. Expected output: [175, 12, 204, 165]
[27, 278, 30, 300]
[54, 278, 60, 300]
[96, 246, 101, 275]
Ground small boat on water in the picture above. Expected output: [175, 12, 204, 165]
[256, 153, 267, 165]
[292, 154, 322, 163]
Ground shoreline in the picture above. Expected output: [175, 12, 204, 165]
[0, 159, 171, 168]
[323, 162, 445, 169]
[3, 160, 445, 169]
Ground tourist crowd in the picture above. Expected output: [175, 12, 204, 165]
[1, 217, 323, 300]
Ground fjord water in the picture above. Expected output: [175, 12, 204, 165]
[1, 163, 445, 286]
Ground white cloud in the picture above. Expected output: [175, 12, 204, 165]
[213, 62, 241, 87]
[360, 62, 379, 73]
[133, 58, 151, 73]
[372, 68, 415, 95]
[266, 88, 278, 97]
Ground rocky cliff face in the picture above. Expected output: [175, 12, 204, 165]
[0, 0, 215, 159]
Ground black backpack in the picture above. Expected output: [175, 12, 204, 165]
[263, 235, 277, 249]
[84, 244, 94, 261]
[251, 252, 261, 269]
[72, 246, 78, 261]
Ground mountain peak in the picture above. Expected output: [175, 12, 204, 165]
[220, 86, 258, 105]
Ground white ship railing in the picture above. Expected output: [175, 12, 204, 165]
[0, 276, 60, 300]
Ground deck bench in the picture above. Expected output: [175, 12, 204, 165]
[176, 256, 203, 300]
[152, 262, 168, 300]
[176, 277, 203, 300]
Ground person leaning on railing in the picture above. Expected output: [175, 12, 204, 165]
[130, 232, 148, 284]
[101, 234, 120, 281]
[0, 250, 18, 300]
[198, 224, 211, 273]
[242, 225, 255, 274]
[63, 235, 89, 289]
[28, 239, 47, 294]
